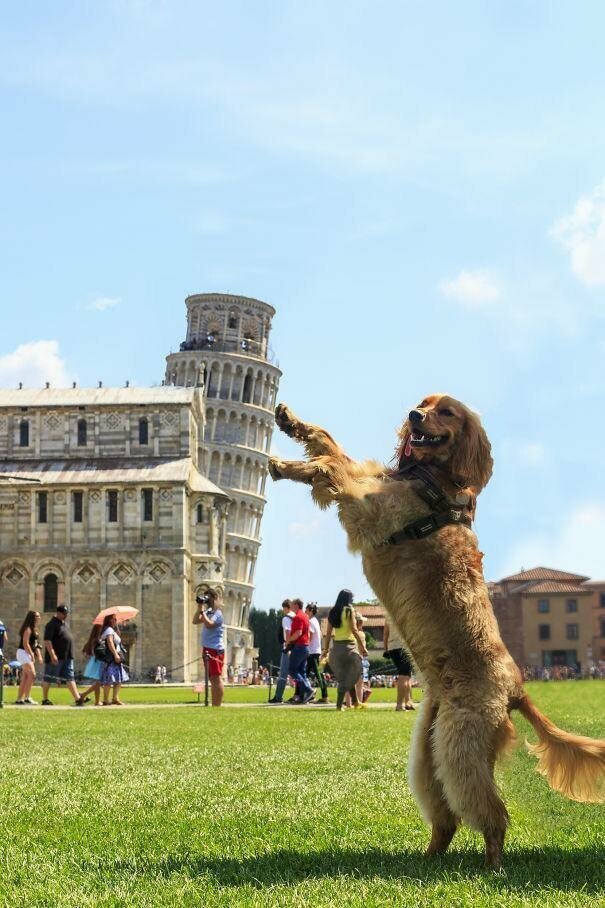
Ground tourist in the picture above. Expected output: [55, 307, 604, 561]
[41, 605, 86, 706]
[15, 610, 42, 704]
[283, 598, 314, 704]
[305, 602, 329, 704]
[155, 665, 162, 684]
[383, 614, 415, 711]
[100, 614, 129, 706]
[268, 599, 295, 704]
[355, 614, 372, 705]
[81, 623, 104, 706]
[321, 589, 367, 710]
[193, 588, 225, 706]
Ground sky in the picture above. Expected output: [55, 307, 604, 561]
[1, 1, 605, 608]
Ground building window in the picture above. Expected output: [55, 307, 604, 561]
[107, 490, 118, 523]
[565, 599, 578, 613]
[73, 491, 83, 523]
[538, 624, 550, 640]
[38, 492, 48, 523]
[600, 593, 605, 608]
[196, 503, 203, 524]
[228, 316, 237, 329]
[43, 573, 58, 612]
[142, 489, 153, 522]
[77, 418, 87, 446]
[138, 417, 149, 445]
[242, 374, 252, 403]
[19, 419, 29, 447]
[566, 623, 579, 640]
[537, 599, 550, 613]
[601, 618, 605, 638]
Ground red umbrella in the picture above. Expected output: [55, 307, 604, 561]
[93, 606, 138, 626]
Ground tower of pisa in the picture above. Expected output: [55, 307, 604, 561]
[165, 293, 281, 667]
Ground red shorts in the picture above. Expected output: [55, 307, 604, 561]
[203, 647, 225, 678]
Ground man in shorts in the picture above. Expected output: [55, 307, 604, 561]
[383, 614, 415, 712]
[193, 588, 225, 706]
[42, 605, 85, 706]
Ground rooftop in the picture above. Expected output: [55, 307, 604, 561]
[0, 458, 228, 497]
[497, 566, 589, 584]
[0, 386, 196, 408]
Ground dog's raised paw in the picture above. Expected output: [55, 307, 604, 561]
[268, 459, 283, 481]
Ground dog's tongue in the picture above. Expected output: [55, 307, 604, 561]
[404, 437, 412, 458]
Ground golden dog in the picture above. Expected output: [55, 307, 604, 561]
[269, 394, 605, 869]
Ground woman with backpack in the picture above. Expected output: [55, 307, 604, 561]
[80, 623, 104, 706]
[99, 613, 129, 705]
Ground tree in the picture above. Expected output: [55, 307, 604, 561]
[249, 607, 281, 668]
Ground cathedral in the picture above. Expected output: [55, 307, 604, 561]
[0, 293, 281, 681]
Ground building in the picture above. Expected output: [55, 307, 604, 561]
[0, 291, 281, 678]
[165, 293, 281, 657]
[0, 384, 232, 680]
[584, 580, 605, 667]
[490, 567, 595, 671]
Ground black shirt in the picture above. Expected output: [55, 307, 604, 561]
[43, 616, 74, 662]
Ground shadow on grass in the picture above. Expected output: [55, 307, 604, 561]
[105, 845, 605, 892]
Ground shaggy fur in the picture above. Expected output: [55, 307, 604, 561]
[269, 394, 605, 869]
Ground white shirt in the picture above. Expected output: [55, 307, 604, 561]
[281, 611, 295, 648]
[308, 616, 322, 655]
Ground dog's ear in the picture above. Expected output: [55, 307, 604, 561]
[449, 409, 493, 493]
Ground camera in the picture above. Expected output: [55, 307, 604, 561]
[196, 594, 211, 606]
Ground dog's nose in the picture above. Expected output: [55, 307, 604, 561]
[409, 409, 425, 425]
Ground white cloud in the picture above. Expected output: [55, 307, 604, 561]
[497, 502, 605, 580]
[0, 340, 73, 388]
[551, 180, 605, 287]
[288, 517, 322, 539]
[87, 296, 121, 311]
[439, 269, 501, 308]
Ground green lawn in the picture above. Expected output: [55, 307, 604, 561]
[0, 682, 603, 907]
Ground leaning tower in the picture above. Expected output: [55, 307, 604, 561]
[165, 293, 281, 668]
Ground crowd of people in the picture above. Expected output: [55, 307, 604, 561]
[267, 590, 416, 711]
[1, 605, 129, 706]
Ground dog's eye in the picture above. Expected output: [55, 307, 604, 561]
[439, 408, 454, 417]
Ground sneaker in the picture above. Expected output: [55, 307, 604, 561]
[74, 698, 85, 707]
[286, 697, 301, 704]
[301, 691, 315, 704]
[25, 698, 38, 705]
[317, 697, 330, 704]
[15, 700, 25, 705]
[267, 697, 283, 704]
[404, 703, 416, 711]
[41, 699, 53, 706]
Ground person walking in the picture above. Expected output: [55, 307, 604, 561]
[268, 599, 296, 704]
[100, 614, 129, 705]
[41, 605, 86, 706]
[81, 623, 104, 706]
[283, 598, 314, 704]
[321, 590, 367, 710]
[15, 610, 42, 704]
[305, 603, 329, 704]
[383, 614, 415, 711]
[193, 589, 225, 707]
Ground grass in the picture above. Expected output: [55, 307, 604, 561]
[0, 682, 603, 907]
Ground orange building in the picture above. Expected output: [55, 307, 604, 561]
[584, 580, 605, 667]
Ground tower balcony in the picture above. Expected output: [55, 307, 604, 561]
[178, 336, 279, 366]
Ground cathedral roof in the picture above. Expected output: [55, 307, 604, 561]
[0, 386, 196, 408]
[0, 458, 228, 497]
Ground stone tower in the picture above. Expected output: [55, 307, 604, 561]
[165, 293, 281, 668]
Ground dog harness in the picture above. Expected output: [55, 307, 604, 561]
[386, 462, 473, 544]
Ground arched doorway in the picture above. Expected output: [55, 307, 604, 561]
[43, 573, 58, 612]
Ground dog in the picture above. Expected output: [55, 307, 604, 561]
[268, 394, 605, 869]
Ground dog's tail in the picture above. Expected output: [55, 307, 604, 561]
[512, 693, 605, 802]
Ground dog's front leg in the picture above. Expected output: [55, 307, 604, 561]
[275, 403, 349, 460]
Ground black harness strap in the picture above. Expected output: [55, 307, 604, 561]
[386, 462, 473, 544]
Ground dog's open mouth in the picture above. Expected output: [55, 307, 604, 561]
[409, 429, 447, 447]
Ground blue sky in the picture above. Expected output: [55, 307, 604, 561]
[1, 1, 605, 607]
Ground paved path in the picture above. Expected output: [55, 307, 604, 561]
[1, 700, 407, 711]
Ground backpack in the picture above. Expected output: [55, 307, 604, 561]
[94, 639, 114, 663]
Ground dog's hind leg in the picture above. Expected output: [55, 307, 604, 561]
[432, 703, 509, 870]
[408, 696, 459, 856]
[275, 403, 347, 459]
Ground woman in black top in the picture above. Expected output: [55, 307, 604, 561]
[15, 610, 42, 705]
